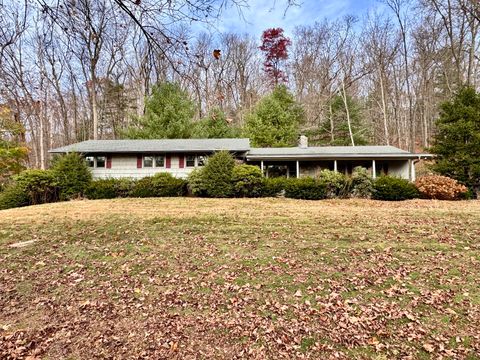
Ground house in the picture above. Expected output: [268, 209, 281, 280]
[49, 137, 432, 181]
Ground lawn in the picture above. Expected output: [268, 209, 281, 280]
[1, 198, 479, 359]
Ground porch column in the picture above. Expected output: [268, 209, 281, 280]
[334, 160, 338, 172]
[410, 160, 416, 182]
[296, 160, 300, 178]
[260, 160, 264, 176]
[372, 160, 376, 179]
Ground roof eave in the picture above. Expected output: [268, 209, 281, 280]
[49, 148, 250, 154]
[246, 154, 434, 160]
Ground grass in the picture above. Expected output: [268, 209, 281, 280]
[0, 198, 480, 359]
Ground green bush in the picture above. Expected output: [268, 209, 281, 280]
[131, 173, 187, 197]
[284, 177, 327, 200]
[200, 151, 235, 198]
[317, 170, 350, 198]
[373, 176, 419, 201]
[85, 178, 136, 199]
[232, 164, 263, 197]
[15, 170, 60, 205]
[351, 166, 374, 198]
[85, 179, 117, 199]
[187, 168, 208, 197]
[51, 152, 92, 200]
[259, 177, 289, 197]
[0, 184, 30, 210]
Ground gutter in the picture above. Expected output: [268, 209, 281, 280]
[246, 154, 435, 161]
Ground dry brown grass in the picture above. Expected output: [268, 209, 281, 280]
[1, 198, 480, 359]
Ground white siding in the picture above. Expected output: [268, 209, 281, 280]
[90, 154, 196, 179]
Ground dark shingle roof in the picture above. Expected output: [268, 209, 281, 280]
[49, 138, 251, 154]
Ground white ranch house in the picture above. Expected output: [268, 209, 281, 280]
[49, 137, 432, 181]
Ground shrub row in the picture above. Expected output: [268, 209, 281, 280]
[0, 153, 91, 210]
[0, 151, 470, 210]
[85, 173, 187, 199]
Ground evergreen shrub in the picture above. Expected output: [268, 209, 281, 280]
[259, 177, 290, 197]
[232, 164, 263, 197]
[373, 176, 419, 201]
[51, 152, 92, 200]
[317, 170, 350, 198]
[131, 173, 187, 197]
[351, 166, 374, 198]
[284, 177, 327, 200]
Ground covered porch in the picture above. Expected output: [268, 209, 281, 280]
[247, 159, 413, 180]
[246, 145, 433, 181]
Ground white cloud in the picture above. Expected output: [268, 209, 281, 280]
[211, 0, 353, 38]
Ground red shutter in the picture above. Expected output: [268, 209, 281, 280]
[179, 155, 184, 168]
[137, 155, 142, 168]
[166, 155, 171, 168]
[106, 155, 112, 169]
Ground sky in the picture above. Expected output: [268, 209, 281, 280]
[209, 0, 382, 37]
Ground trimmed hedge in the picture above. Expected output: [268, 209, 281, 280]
[232, 164, 263, 197]
[285, 177, 327, 200]
[260, 177, 289, 197]
[373, 176, 419, 201]
[6, 163, 465, 210]
[85, 178, 136, 199]
[130, 173, 187, 197]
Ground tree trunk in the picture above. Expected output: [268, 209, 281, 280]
[379, 71, 390, 145]
[341, 78, 355, 146]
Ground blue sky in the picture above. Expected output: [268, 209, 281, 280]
[209, 0, 381, 37]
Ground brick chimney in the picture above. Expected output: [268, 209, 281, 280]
[298, 135, 308, 149]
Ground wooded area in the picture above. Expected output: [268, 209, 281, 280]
[1, 0, 479, 169]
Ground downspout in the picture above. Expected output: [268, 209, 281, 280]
[411, 155, 422, 182]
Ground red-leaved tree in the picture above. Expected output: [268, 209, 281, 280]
[259, 28, 292, 85]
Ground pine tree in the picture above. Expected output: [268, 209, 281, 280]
[122, 82, 196, 139]
[244, 85, 303, 147]
[308, 95, 370, 146]
[192, 108, 240, 138]
[431, 87, 480, 197]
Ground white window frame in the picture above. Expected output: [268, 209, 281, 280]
[185, 154, 196, 167]
[85, 156, 95, 168]
[143, 155, 154, 168]
[143, 154, 166, 168]
[154, 155, 165, 168]
[95, 156, 106, 168]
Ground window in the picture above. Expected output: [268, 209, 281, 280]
[155, 155, 165, 167]
[197, 155, 206, 167]
[143, 156, 153, 167]
[186, 155, 195, 167]
[85, 156, 94, 168]
[96, 156, 106, 168]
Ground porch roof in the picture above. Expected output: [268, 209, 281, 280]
[247, 145, 433, 161]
